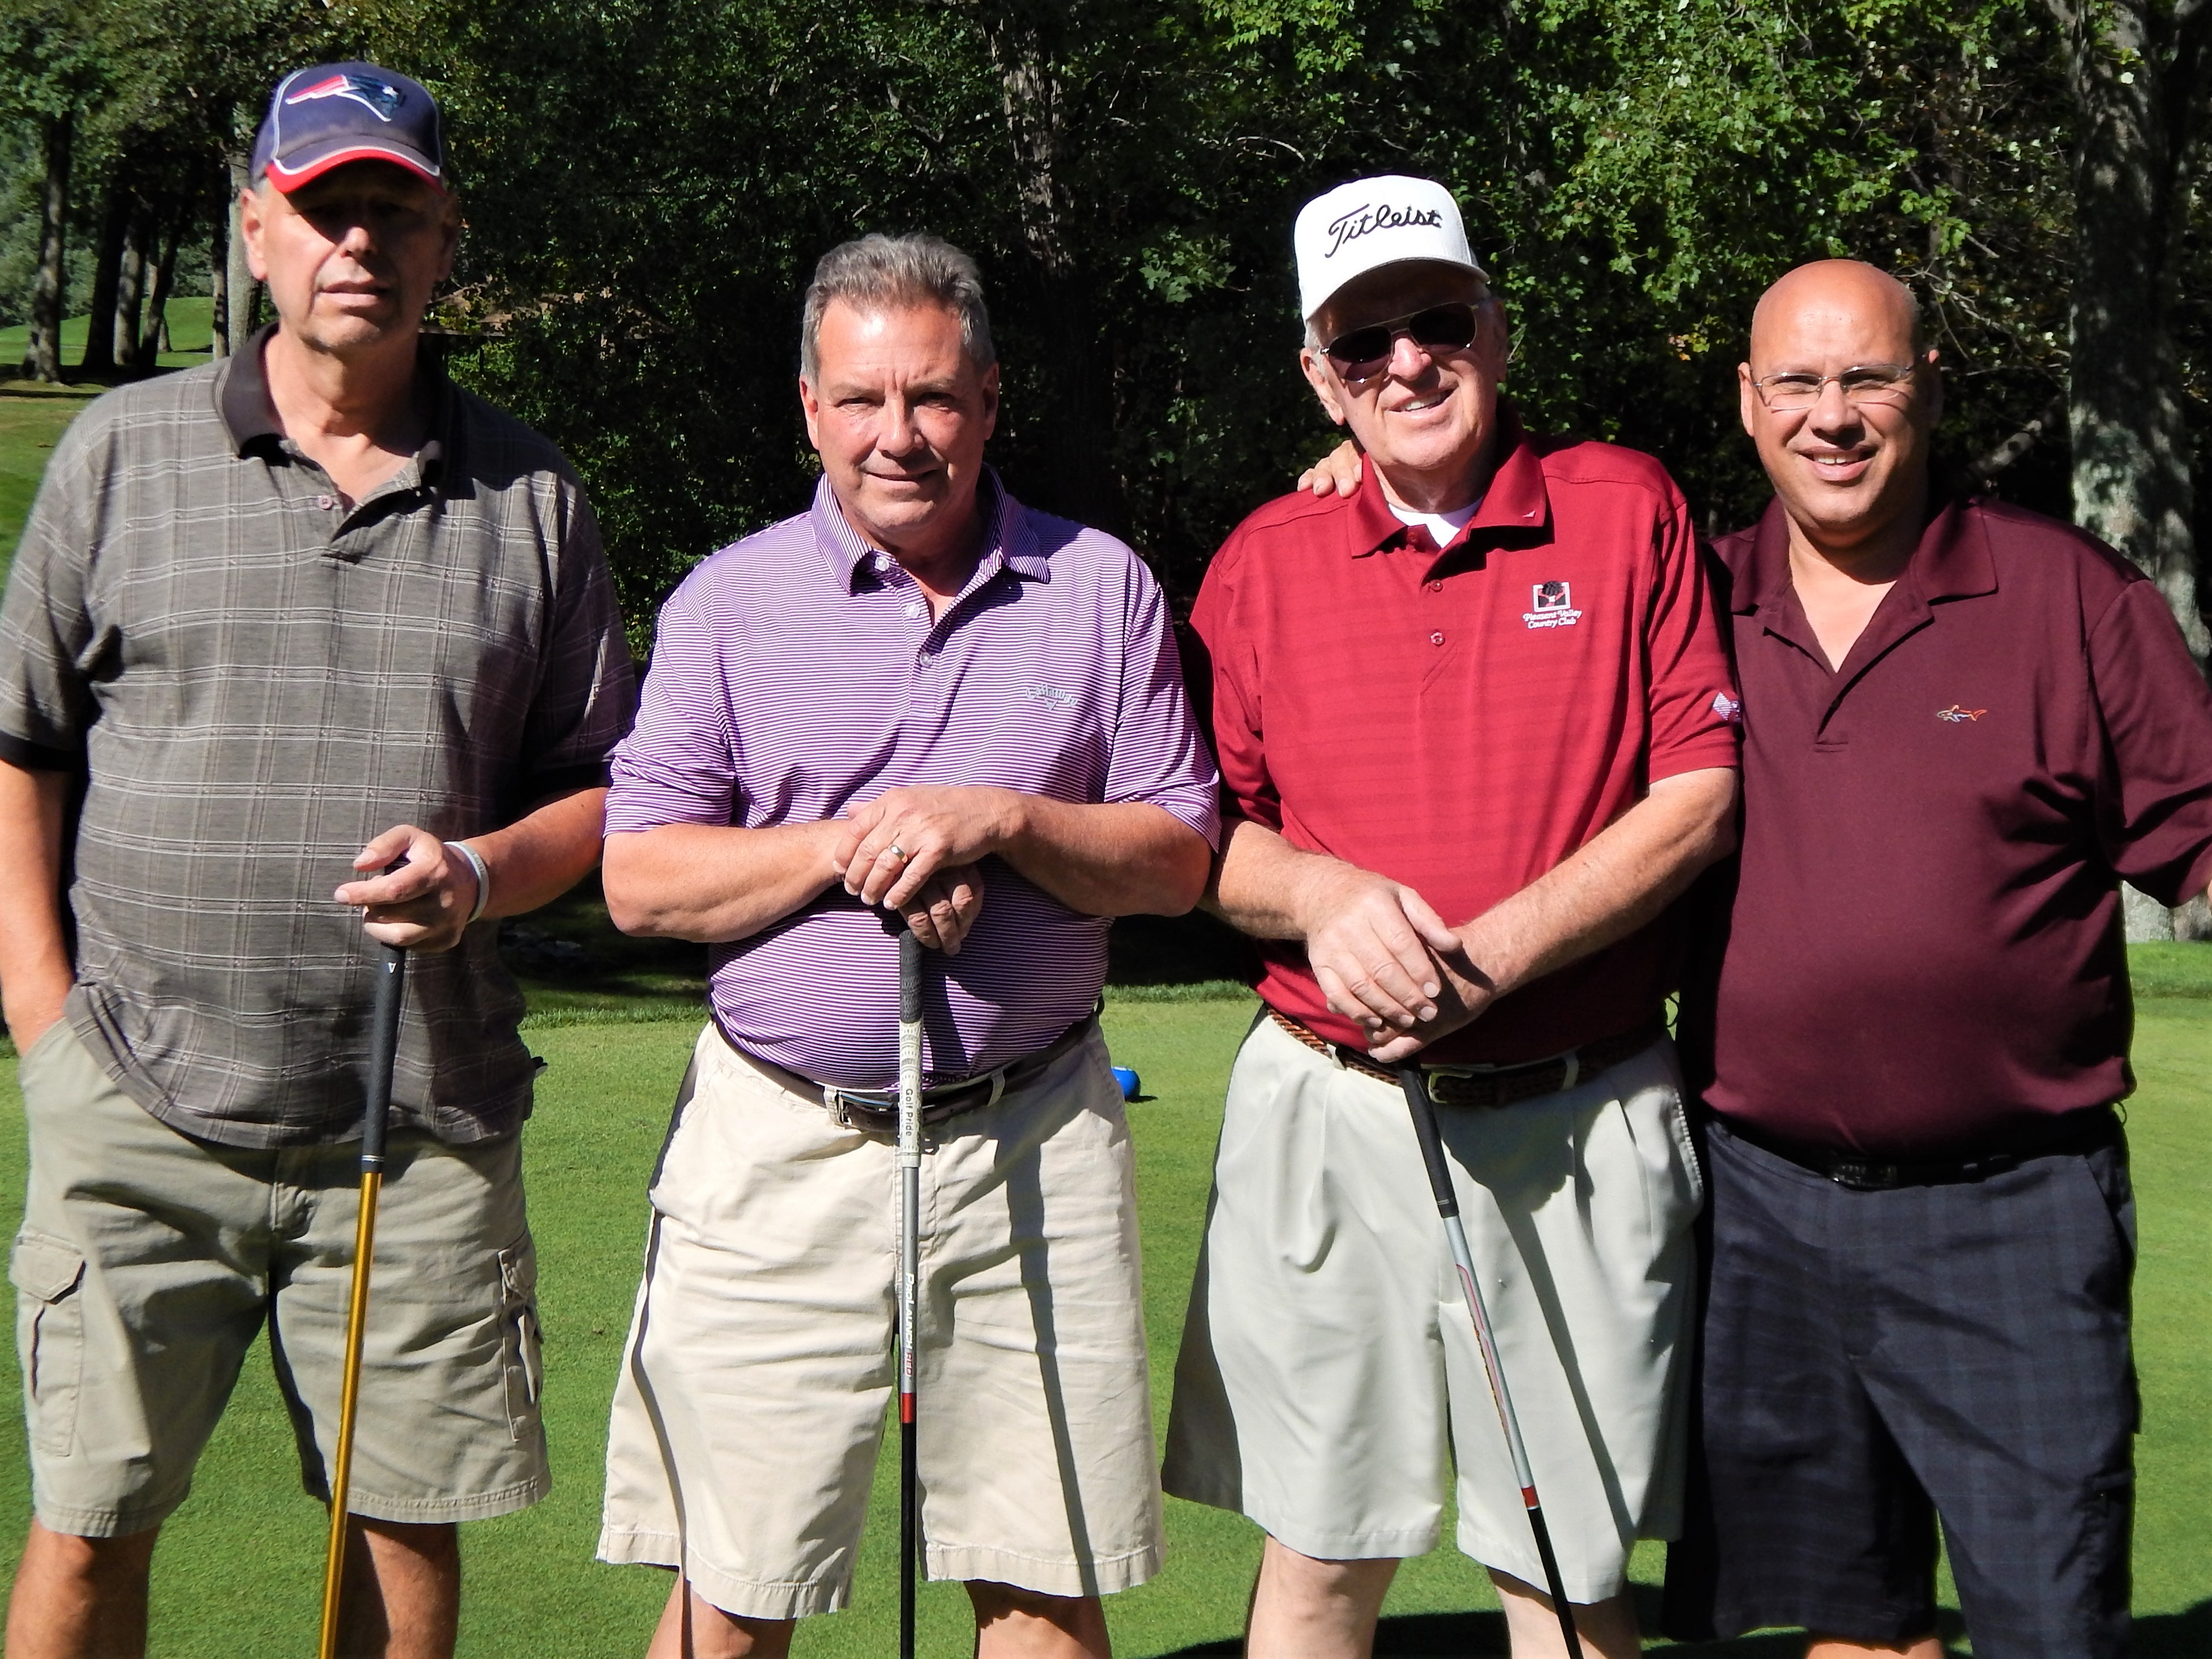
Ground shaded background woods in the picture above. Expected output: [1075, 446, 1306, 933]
[6, 0, 2211, 638]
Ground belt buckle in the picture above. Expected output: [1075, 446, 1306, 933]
[1829, 1160, 1899, 1191]
[1419, 1066, 1477, 1107]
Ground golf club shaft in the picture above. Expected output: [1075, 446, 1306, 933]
[318, 943, 405, 1659]
[1398, 1069, 1585, 1659]
[897, 924, 924, 1659]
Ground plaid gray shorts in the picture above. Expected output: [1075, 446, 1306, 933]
[1662, 1111, 2136, 1657]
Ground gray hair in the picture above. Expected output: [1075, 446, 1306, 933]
[801, 233, 996, 380]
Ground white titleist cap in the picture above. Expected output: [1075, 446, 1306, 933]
[1294, 174, 1488, 321]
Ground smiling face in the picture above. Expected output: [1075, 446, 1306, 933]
[799, 298, 1000, 561]
[240, 161, 458, 358]
[1299, 260, 1506, 511]
[1740, 260, 1941, 562]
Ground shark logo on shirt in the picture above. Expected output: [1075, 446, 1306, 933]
[1936, 704, 1987, 724]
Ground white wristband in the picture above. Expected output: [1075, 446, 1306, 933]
[446, 840, 491, 926]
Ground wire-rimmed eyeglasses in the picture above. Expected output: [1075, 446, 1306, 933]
[1752, 361, 1921, 413]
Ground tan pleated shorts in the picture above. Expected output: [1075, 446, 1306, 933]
[597, 1023, 1163, 1619]
[1163, 1012, 1702, 1604]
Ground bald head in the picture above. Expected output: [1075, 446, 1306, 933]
[1737, 258, 1940, 570]
[1749, 260, 1921, 372]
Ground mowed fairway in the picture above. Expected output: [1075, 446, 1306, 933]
[0, 970, 2206, 1655]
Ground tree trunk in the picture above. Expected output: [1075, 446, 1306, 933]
[20, 111, 72, 383]
[114, 195, 150, 371]
[2047, 0, 2212, 942]
[981, 7, 1130, 537]
[224, 150, 259, 355]
[210, 209, 229, 360]
[79, 183, 129, 375]
[142, 210, 183, 361]
[2050, 0, 2211, 661]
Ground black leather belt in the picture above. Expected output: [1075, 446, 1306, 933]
[716, 1010, 1099, 1135]
[1268, 1006, 1667, 1108]
[1722, 1106, 2121, 1191]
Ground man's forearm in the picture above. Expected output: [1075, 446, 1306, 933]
[468, 787, 610, 921]
[0, 760, 75, 1045]
[1206, 817, 1351, 938]
[1453, 767, 1738, 1002]
[603, 820, 842, 942]
[1000, 798, 1210, 918]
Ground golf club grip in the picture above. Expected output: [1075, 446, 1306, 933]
[1397, 1070, 1461, 1216]
[363, 944, 406, 1166]
[1523, 1503, 1587, 1659]
[899, 923, 922, 1023]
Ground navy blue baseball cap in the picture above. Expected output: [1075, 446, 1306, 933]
[250, 63, 447, 194]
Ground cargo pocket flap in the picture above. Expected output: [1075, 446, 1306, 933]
[10, 1233, 84, 1304]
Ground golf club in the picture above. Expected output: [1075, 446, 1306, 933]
[1397, 1067, 1585, 1659]
[318, 940, 406, 1659]
[896, 916, 925, 1659]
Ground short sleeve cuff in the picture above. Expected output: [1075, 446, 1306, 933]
[1647, 732, 1743, 784]
[0, 730, 82, 773]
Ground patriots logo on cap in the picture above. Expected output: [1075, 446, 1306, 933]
[285, 73, 404, 122]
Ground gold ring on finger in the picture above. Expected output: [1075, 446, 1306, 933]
[887, 845, 907, 862]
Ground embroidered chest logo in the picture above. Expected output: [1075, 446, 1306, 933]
[1935, 704, 1987, 724]
[1523, 581, 1583, 630]
[1028, 684, 1078, 708]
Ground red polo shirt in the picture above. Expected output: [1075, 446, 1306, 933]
[1190, 412, 1741, 1064]
[1692, 493, 2212, 1157]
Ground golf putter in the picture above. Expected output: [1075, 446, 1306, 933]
[319, 942, 406, 1659]
[1398, 1068, 1586, 1659]
[896, 918, 925, 1659]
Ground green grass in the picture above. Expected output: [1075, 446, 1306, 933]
[0, 973, 2207, 1655]
[1, 301, 217, 592]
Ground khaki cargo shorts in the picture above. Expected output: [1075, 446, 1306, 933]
[1163, 1013, 1702, 1604]
[597, 1022, 1162, 1619]
[11, 1020, 549, 1538]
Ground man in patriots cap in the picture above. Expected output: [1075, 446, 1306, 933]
[1161, 176, 1741, 1657]
[0, 62, 630, 1656]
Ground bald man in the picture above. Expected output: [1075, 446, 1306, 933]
[1654, 261, 2212, 1659]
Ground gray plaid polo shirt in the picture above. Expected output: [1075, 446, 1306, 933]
[0, 330, 635, 1148]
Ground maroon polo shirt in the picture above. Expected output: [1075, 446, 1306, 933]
[1190, 410, 1741, 1064]
[1696, 491, 2212, 1158]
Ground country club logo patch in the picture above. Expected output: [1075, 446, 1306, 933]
[285, 73, 405, 122]
[1712, 691, 1743, 724]
[1523, 580, 1583, 630]
[1936, 704, 1987, 724]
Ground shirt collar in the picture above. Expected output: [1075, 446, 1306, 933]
[216, 322, 454, 493]
[1731, 477, 1998, 614]
[812, 467, 1045, 591]
[1341, 402, 1551, 558]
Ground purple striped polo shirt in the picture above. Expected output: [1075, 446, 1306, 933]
[607, 472, 1220, 1090]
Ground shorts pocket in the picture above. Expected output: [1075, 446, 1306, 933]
[496, 1236, 543, 1441]
[14, 1017, 76, 1094]
[11, 1230, 87, 1455]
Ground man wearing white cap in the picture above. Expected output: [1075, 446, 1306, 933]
[1161, 176, 1742, 1657]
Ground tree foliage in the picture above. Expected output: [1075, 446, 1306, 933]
[5, 0, 2208, 648]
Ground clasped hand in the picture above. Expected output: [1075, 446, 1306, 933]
[1301, 864, 1494, 1061]
[831, 785, 1018, 955]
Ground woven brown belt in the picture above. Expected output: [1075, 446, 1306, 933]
[1266, 1006, 1667, 1108]
[716, 1009, 1100, 1136]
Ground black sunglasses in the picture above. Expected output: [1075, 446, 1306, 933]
[1322, 302, 1482, 379]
